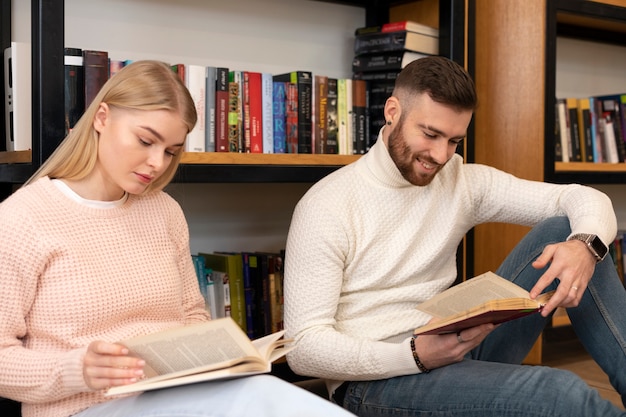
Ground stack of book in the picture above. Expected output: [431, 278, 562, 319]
[555, 94, 626, 164]
[352, 20, 439, 150]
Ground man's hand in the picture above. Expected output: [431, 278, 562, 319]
[413, 323, 495, 370]
[83, 341, 146, 390]
[529, 239, 596, 316]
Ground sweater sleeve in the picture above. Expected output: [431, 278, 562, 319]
[0, 205, 90, 403]
[283, 195, 419, 381]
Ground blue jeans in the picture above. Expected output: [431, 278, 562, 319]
[340, 217, 626, 417]
[74, 375, 354, 417]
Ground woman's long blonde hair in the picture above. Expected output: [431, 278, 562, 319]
[25, 60, 197, 193]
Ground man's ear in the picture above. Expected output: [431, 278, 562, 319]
[384, 96, 401, 126]
[93, 103, 110, 133]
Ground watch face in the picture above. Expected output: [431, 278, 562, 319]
[590, 235, 608, 259]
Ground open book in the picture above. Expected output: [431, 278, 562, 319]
[105, 317, 293, 396]
[413, 271, 554, 336]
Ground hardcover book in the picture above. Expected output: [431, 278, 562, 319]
[326, 78, 339, 154]
[261, 73, 274, 154]
[273, 71, 313, 154]
[577, 97, 594, 163]
[201, 252, 246, 332]
[314, 75, 328, 154]
[413, 271, 554, 336]
[272, 81, 288, 153]
[352, 79, 368, 154]
[105, 317, 293, 396]
[215, 67, 229, 152]
[381, 20, 439, 37]
[205, 66, 218, 152]
[63, 47, 84, 136]
[82, 49, 109, 108]
[354, 30, 439, 56]
[185, 64, 207, 152]
[352, 51, 427, 72]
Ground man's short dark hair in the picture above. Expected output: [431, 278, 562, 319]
[393, 56, 478, 111]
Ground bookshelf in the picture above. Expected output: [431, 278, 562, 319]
[0, 0, 466, 191]
[470, 0, 626, 364]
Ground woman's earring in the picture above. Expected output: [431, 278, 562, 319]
[386, 120, 392, 125]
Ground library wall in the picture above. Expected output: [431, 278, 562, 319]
[12, 0, 364, 254]
[556, 36, 626, 230]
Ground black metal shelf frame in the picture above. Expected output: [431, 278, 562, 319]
[544, 0, 626, 185]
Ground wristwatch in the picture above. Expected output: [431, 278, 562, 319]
[567, 233, 608, 263]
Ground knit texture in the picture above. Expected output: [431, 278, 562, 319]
[284, 134, 616, 384]
[0, 177, 209, 417]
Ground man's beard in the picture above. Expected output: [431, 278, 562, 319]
[387, 124, 443, 186]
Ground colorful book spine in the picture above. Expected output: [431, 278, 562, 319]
[261, 73, 274, 154]
[227, 80, 240, 153]
[352, 79, 368, 155]
[82, 49, 109, 108]
[273, 71, 313, 154]
[64, 47, 84, 136]
[326, 78, 338, 154]
[272, 81, 288, 153]
[285, 82, 299, 153]
[314, 75, 328, 154]
[215, 67, 229, 152]
[205, 66, 217, 153]
[247, 71, 263, 153]
[185, 64, 207, 152]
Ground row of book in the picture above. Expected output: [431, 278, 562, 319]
[351, 20, 439, 150]
[555, 94, 626, 164]
[192, 251, 284, 340]
[64, 47, 374, 155]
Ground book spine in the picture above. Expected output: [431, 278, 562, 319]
[352, 51, 425, 72]
[352, 79, 368, 155]
[272, 81, 287, 153]
[215, 67, 229, 152]
[241, 253, 256, 339]
[248, 72, 263, 153]
[242, 71, 252, 152]
[326, 78, 338, 154]
[82, 49, 109, 108]
[261, 73, 274, 154]
[314, 75, 328, 154]
[185, 64, 207, 152]
[577, 98, 594, 163]
[285, 82, 299, 153]
[557, 98, 570, 162]
[345, 78, 353, 155]
[64, 47, 84, 136]
[227, 81, 240, 152]
[274, 71, 313, 153]
[205, 66, 217, 152]
[337, 79, 347, 155]
[354, 31, 438, 56]
[566, 98, 582, 162]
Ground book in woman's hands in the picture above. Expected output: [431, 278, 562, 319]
[105, 317, 293, 396]
[413, 271, 554, 336]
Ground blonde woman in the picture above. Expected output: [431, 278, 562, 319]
[0, 60, 353, 417]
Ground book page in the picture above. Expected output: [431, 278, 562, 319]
[416, 271, 531, 318]
[121, 317, 261, 380]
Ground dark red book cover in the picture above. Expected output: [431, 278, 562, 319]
[82, 50, 109, 107]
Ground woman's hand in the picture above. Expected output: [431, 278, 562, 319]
[83, 341, 146, 390]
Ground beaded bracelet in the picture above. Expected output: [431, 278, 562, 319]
[410, 335, 430, 373]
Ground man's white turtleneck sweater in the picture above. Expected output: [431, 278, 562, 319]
[284, 129, 616, 388]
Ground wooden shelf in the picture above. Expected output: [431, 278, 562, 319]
[180, 153, 359, 166]
[0, 150, 31, 164]
[0, 151, 360, 184]
[555, 162, 626, 173]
